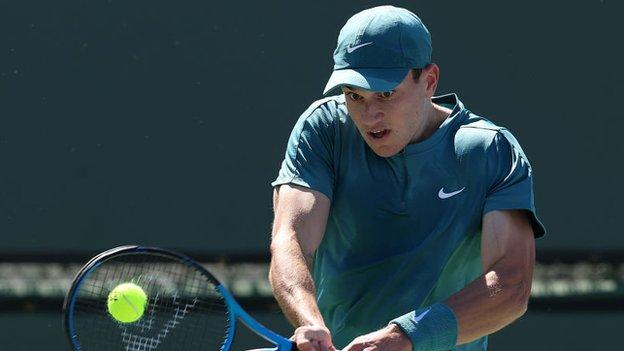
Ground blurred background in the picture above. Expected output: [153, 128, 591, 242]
[1, 0, 622, 349]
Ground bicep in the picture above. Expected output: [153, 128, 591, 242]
[272, 184, 331, 259]
[481, 210, 535, 275]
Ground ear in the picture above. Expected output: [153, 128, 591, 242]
[422, 63, 440, 97]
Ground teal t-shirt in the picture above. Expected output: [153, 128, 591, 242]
[272, 93, 545, 350]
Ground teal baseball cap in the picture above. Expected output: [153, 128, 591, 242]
[323, 6, 432, 95]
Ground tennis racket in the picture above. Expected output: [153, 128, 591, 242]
[63, 245, 296, 350]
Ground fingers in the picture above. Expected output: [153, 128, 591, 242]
[341, 325, 411, 351]
[341, 341, 356, 351]
[295, 337, 334, 351]
[296, 339, 331, 351]
[292, 325, 336, 351]
[342, 342, 372, 351]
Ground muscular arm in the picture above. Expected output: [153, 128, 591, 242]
[340, 209, 535, 351]
[445, 209, 535, 344]
[269, 184, 331, 328]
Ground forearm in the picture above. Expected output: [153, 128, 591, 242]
[444, 263, 532, 345]
[269, 231, 325, 328]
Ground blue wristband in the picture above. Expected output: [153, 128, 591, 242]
[389, 303, 458, 351]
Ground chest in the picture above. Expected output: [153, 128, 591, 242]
[334, 146, 481, 218]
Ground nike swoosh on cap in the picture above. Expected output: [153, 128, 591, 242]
[346, 41, 373, 53]
[438, 187, 466, 199]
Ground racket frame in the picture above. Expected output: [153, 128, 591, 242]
[63, 245, 294, 351]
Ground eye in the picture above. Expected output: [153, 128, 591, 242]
[379, 90, 395, 99]
[346, 92, 363, 101]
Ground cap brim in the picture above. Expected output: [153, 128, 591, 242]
[322, 68, 410, 95]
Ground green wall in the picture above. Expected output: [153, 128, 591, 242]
[1, 0, 622, 253]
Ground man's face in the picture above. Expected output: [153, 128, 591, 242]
[341, 68, 435, 158]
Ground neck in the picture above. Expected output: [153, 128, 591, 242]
[432, 101, 453, 123]
[411, 101, 452, 143]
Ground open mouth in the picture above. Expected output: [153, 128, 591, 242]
[368, 129, 389, 139]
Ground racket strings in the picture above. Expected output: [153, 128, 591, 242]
[70, 252, 231, 350]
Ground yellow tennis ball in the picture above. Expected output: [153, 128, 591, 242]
[107, 282, 148, 323]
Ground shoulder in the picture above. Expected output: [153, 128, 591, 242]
[451, 111, 533, 183]
[453, 111, 519, 159]
[284, 95, 350, 156]
[451, 111, 533, 178]
[296, 94, 348, 128]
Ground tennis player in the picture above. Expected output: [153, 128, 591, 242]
[270, 5, 545, 351]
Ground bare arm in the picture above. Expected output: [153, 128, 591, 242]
[342, 210, 535, 351]
[269, 184, 331, 327]
[445, 209, 535, 344]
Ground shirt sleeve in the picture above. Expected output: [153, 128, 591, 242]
[483, 129, 546, 237]
[271, 103, 337, 201]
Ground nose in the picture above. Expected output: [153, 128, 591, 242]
[362, 100, 383, 126]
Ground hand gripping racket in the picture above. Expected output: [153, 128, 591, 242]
[63, 245, 296, 351]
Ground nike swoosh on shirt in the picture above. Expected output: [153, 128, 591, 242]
[346, 41, 373, 53]
[438, 187, 466, 199]
[412, 308, 431, 324]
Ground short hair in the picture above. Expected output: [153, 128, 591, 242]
[412, 68, 423, 81]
